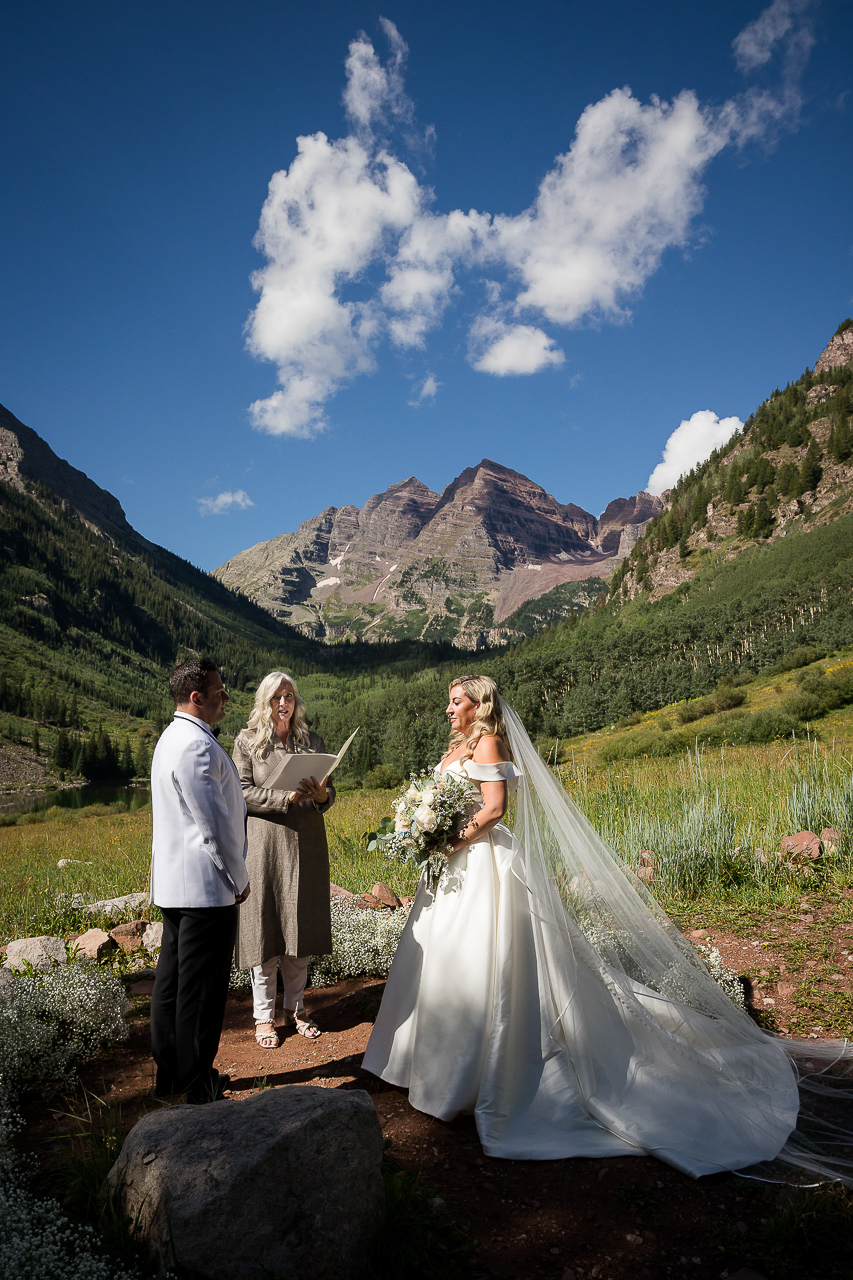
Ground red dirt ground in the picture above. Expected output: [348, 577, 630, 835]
[21, 968, 834, 1280]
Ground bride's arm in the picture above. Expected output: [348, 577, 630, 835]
[448, 735, 509, 854]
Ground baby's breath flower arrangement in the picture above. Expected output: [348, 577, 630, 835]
[368, 769, 476, 891]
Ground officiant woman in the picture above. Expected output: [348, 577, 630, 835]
[232, 671, 335, 1048]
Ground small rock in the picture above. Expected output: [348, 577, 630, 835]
[398, 895, 415, 908]
[780, 831, 821, 859]
[820, 827, 840, 854]
[371, 881, 402, 909]
[110, 920, 150, 953]
[73, 928, 117, 962]
[329, 882, 358, 900]
[4, 935, 67, 971]
[82, 892, 149, 919]
[57, 858, 93, 868]
[359, 894, 385, 911]
[129, 978, 155, 996]
[626, 1233, 643, 1244]
[142, 922, 163, 952]
[688, 929, 709, 939]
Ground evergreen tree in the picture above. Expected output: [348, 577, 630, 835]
[53, 728, 73, 770]
[753, 497, 774, 538]
[797, 440, 823, 496]
[31, 727, 40, 756]
[737, 504, 755, 537]
[135, 739, 150, 778]
[724, 473, 746, 507]
[120, 737, 134, 778]
[776, 461, 799, 499]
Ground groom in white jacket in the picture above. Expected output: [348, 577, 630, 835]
[150, 658, 249, 1103]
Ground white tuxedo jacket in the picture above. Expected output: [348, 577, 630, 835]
[150, 712, 249, 908]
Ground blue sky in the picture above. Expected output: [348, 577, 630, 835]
[1, 0, 851, 570]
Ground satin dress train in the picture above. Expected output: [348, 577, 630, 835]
[362, 760, 798, 1173]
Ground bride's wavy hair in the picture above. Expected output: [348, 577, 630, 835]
[243, 671, 311, 756]
[446, 674, 510, 763]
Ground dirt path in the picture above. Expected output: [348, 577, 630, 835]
[23, 955, 849, 1280]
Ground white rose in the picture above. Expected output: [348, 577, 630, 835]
[413, 803, 438, 832]
[406, 785, 420, 801]
[420, 787, 437, 805]
[394, 814, 409, 832]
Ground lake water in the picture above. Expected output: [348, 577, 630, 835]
[0, 782, 152, 819]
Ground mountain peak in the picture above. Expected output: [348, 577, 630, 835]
[0, 403, 143, 545]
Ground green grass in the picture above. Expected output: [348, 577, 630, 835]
[2, 729, 850, 942]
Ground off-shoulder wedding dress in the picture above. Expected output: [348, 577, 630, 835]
[363, 701, 852, 1180]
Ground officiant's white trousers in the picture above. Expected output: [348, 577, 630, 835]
[251, 955, 310, 1022]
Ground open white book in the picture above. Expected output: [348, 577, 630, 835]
[264, 727, 359, 792]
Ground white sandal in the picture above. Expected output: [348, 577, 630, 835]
[285, 1008, 321, 1039]
[254, 1020, 279, 1050]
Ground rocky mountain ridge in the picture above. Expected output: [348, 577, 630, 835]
[0, 403, 148, 548]
[214, 460, 662, 648]
[611, 324, 853, 605]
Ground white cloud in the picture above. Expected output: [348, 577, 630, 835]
[246, 8, 817, 434]
[470, 317, 565, 375]
[733, 0, 814, 72]
[409, 372, 440, 405]
[647, 410, 743, 494]
[198, 489, 255, 516]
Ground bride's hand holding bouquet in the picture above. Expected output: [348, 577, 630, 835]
[367, 769, 476, 890]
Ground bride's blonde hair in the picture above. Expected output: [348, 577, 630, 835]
[446, 674, 510, 764]
[242, 671, 311, 756]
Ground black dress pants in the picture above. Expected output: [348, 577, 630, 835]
[151, 904, 237, 1103]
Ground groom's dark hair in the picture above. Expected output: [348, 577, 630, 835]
[169, 657, 219, 706]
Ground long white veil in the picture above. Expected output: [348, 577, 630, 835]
[499, 696, 853, 1184]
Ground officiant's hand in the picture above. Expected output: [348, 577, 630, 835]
[294, 774, 328, 805]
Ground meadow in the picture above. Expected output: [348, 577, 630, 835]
[2, 735, 850, 946]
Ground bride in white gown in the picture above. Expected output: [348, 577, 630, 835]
[363, 675, 852, 1180]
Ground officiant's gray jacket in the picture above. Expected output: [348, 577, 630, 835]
[150, 712, 249, 908]
[232, 729, 335, 967]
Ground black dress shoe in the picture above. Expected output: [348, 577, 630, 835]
[187, 1072, 231, 1105]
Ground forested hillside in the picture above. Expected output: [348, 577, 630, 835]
[2, 321, 852, 790]
[0, 478, 459, 773]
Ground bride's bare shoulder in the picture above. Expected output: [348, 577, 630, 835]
[471, 733, 511, 764]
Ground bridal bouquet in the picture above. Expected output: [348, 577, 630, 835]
[367, 769, 476, 891]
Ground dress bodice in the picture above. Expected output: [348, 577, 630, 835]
[438, 758, 521, 795]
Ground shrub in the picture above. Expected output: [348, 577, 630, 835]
[783, 691, 824, 722]
[599, 730, 681, 762]
[0, 962, 128, 1104]
[308, 898, 411, 987]
[361, 764, 402, 791]
[738, 709, 802, 743]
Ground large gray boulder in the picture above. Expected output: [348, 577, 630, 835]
[3, 935, 67, 971]
[109, 1085, 384, 1279]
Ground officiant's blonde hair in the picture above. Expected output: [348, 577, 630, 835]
[243, 671, 311, 756]
[447, 674, 510, 764]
